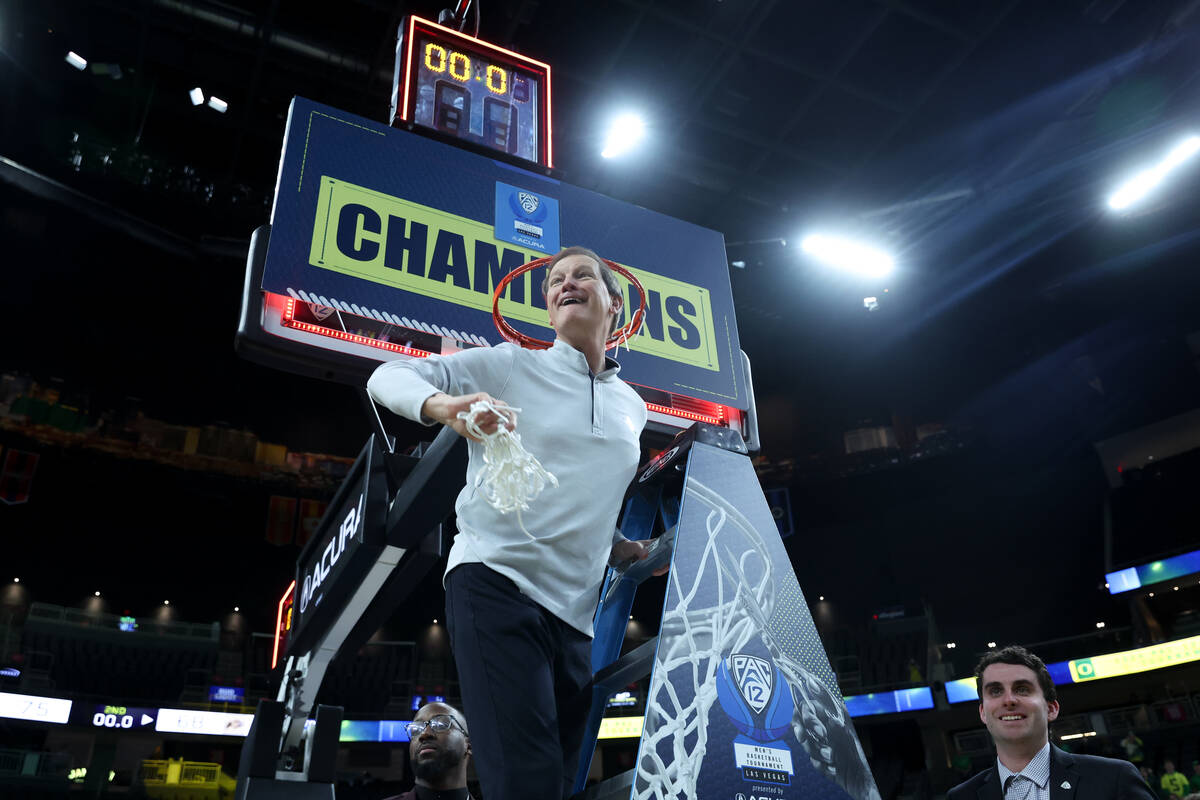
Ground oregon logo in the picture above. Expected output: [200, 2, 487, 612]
[1070, 658, 1096, 681]
[308, 176, 722, 372]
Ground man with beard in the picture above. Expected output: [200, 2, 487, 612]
[384, 702, 473, 800]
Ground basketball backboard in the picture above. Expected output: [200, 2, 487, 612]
[236, 96, 756, 444]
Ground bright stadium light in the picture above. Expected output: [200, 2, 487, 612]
[189, 87, 205, 106]
[207, 96, 228, 113]
[801, 233, 894, 279]
[601, 113, 645, 159]
[65, 51, 88, 70]
[1107, 134, 1200, 211]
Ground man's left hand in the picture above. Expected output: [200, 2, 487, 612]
[609, 539, 669, 576]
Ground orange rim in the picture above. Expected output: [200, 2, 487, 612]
[490, 256, 647, 350]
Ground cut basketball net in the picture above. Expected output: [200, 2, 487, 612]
[475, 253, 645, 538]
[457, 399, 558, 539]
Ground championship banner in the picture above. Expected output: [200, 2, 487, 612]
[265, 496, 297, 546]
[296, 498, 328, 548]
[263, 97, 744, 408]
[636, 443, 879, 799]
[0, 450, 40, 505]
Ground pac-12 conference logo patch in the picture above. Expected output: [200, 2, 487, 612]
[517, 191, 540, 215]
[717, 650, 796, 785]
[733, 654, 773, 713]
[494, 181, 560, 254]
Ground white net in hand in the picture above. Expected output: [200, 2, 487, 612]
[457, 399, 558, 538]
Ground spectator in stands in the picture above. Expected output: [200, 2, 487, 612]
[1121, 730, 1145, 765]
[948, 645, 1154, 799]
[1140, 765, 1165, 799]
[1162, 761, 1190, 798]
[1190, 761, 1200, 794]
[384, 702, 472, 800]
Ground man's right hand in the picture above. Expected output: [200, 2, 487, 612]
[421, 392, 516, 442]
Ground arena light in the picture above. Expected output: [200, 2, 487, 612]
[208, 96, 229, 113]
[65, 51, 87, 70]
[189, 87, 205, 106]
[1107, 135, 1200, 211]
[987, 641, 997, 648]
[801, 234, 894, 279]
[601, 113, 645, 159]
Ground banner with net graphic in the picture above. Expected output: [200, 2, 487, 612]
[635, 442, 880, 800]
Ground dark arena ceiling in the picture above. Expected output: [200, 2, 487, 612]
[4, 0, 1200, 642]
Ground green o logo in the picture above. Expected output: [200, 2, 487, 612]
[1075, 659, 1095, 678]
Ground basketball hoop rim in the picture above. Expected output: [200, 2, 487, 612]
[490, 256, 648, 350]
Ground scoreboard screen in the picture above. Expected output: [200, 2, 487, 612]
[392, 16, 552, 169]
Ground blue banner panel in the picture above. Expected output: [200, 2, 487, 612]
[1106, 548, 1200, 594]
[944, 678, 979, 704]
[635, 443, 879, 799]
[263, 97, 744, 408]
[843, 687, 934, 718]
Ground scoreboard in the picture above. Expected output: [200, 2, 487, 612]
[391, 16, 552, 170]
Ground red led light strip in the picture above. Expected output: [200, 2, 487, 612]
[281, 299, 731, 426]
[645, 402, 724, 426]
[272, 580, 296, 671]
[282, 298, 431, 359]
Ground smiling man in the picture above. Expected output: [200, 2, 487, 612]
[367, 246, 652, 800]
[948, 646, 1154, 800]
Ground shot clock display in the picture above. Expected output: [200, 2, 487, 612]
[392, 16, 552, 168]
[89, 705, 158, 730]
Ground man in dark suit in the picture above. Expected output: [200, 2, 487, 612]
[383, 701, 473, 800]
[948, 645, 1154, 800]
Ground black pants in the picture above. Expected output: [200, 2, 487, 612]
[445, 563, 593, 800]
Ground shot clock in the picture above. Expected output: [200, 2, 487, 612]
[391, 15, 552, 169]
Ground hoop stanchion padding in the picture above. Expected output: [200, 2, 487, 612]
[576, 427, 882, 800]
[491, 256, 648, 350]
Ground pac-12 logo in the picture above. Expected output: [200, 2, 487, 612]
[716, 650, 795, 743]
[733, 654, 773, 713]
[508, 188, 549, 240]
[517, 191, 540, 215]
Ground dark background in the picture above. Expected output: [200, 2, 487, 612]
[3, 0, 1200, 660]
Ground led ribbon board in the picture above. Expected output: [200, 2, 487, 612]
[945, 635, 1200, 703]
[392, 16, 552, 169]
[1106, 548, 1200, 594]
[842, 687, 934, 718]
[287, 435, 390, 657]
[0, 692, 72, 724]
[264, 97, 744, 410]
